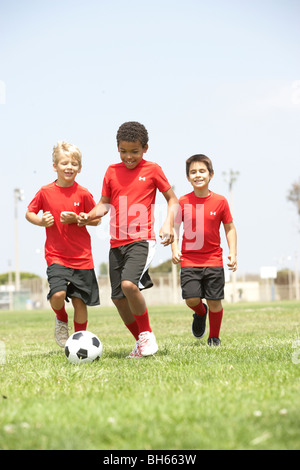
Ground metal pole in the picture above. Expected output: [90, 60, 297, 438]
[295, 252, 300, 301]
[14, 188, 24, 292]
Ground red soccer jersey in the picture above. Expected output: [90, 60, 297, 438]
[101, 159, 171, 248]
[27, 181, 96, 269]
[177, 191, 233, 267]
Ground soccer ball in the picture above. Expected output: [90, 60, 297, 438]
[65, 330, 103, 364]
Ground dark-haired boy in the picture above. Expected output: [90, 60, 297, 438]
[79, 122, 178, 357]
[171, 154, 237, 346]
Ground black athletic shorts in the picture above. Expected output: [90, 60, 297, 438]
[109, 240, 156, 299]
[180, 266, 225, 300]
[46, 264, 100, 306]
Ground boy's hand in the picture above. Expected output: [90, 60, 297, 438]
[41, 211, 54, 227]
[172, 250, 182, 264]
[227, 254, 237, 272]
[77, 212, 89, 226]
[159, 224, 174, 246]
[60, 211, 78, 224]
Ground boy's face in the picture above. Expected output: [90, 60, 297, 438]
[187, 161, 213, 190]
[53, 152, 81, 187]
[118, 140, 148, 170]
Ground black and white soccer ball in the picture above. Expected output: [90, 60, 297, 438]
[65, 330, 103, 364]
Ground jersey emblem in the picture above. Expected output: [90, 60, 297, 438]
[74, 202, 80, 206]
[139, 176, 146, 181]
[210, 211, 216, 215]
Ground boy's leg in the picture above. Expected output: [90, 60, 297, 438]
[181, 268, 207, 339]
[72, 297, 88, 332]
[110, 242, 157, 356]
[206, 299, 223, 345]
[112, 297, 140, 341]
[50, 291, 69, 348]
[185, 297, 207, 316]
[50, 290, 68, 321]
[202, 268, 225, 345]
[185, 297, 208, 339]
[121, 280, 157, 356]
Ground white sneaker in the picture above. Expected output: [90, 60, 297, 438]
[54, 318, 69, 348]
[139, 331, 158, 356]
[127, 341, 143, 359]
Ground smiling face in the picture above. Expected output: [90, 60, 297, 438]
[118, 140, 148, 170]
[53, 152, 81, 187]
[187, 161, 213, 196]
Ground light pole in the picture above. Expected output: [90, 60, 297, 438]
[223, 169, 240, 215]
[222, 169, 239, 302]
[14, 188, 24, 292]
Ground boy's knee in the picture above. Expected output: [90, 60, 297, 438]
[185, 297, 201, 308]
[50, 290, 66, 305]
[121, 280, 138, 297]
[207, 299, 222, 312]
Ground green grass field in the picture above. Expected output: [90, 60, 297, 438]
[0, 301, 299, 450]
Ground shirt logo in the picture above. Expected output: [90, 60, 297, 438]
[74, 202, 80, 207]
[139, 176, 146, 181]
[210, 211, 216, 215]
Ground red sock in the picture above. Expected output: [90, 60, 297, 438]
[189, 300, 207, 317]
[52, 306, 68, 323]
[125, 320, 140, 341]
[208, 309, 223, 338]
[133, 309, 152, 333]
[74, 321, 88, 332]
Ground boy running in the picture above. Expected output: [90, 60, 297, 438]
[78, 122, 178, 357]
[26, 141, 100, 347]
[171, 154, 237, 346]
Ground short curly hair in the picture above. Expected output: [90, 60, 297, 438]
[116, 121, 149, 147]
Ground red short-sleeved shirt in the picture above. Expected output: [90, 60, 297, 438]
[102, 159, 171, 248]
[176, 191, 233, 267]
[27, 181, 96, 269]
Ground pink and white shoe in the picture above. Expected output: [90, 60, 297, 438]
[139, 331, 158, 356]
[127, 341, 142, 359]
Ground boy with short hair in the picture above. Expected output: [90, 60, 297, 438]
[171, 154, 237, 346]
[78, 121, 178, 357]
[26, 141, 100, 347]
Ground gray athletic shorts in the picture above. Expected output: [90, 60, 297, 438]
[109, 240, 156, 299]
[47, 264, 100, 306]
[180, 266, 225, 300]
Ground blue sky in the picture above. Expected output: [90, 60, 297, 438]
[0, 0, 300, 278]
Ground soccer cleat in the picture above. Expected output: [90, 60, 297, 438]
[127, 341, 143, 359]
[207, 337, 221, 347]
[192, 304, 208, 339]
[54, 318, 70, 348]
[139, 331, 158, 356]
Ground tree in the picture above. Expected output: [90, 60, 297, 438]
[287, 178, 300, 217]
[0, 272, 40, 285]
[99, 262, 108, 276]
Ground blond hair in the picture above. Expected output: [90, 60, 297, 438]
[52, 141, 82, 167]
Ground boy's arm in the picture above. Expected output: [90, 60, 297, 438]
[224, 222, 237, 271]
[159, 188, 179, 246]
[60, 211, 101, 226]
[26, 210, 54, 227]
[171, 222, 182, 264]
[77, 196, 111, 226]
